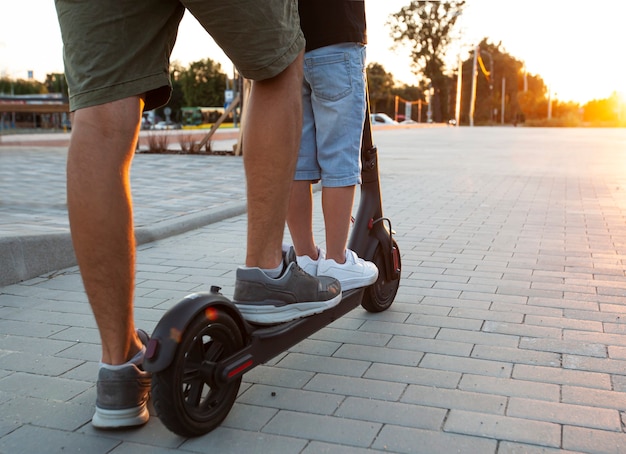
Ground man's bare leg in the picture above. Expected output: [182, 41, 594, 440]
[67, 97, 145, 365]
[242, 52, 304, 270]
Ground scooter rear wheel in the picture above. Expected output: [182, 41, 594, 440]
[152, 308, 244, 437]
[361, 239, 401, 313]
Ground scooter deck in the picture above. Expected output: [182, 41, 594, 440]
[216, 287, 365, 383]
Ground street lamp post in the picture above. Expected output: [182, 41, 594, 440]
[469, 45, 495, 126]
[501, 77, 506, 124]
[479, 50, 494, 122]
[469, 45, 478, 127]
[455, 54, 462, 126]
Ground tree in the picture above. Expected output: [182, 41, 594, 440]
[516, 72, 548, 121]
[366, 63, 395, 114]
[583, 92, 623, 124]
[0, 77, 47, 95]
[162, 62, 186, 122]
[388, 0, 465, 122]
[178, 58, 227, 108]
[44, 73, 68, 98]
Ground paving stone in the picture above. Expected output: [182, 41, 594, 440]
[471, 344, 561, 367]
[363, 363, 461, 388]
[519, 337, 607, 357]
[305, 373, 406, 401]
[0, 425, 119, 454]
[561, 386, 626, 411]
[0, 395, 93, 431]
[528, 296, 599, 312]
[332, 343, 422, 366]
[412, 293, 491, 316]
[263, 410, 381, 448]
[335, 396, 446, 430]
[220, 402, 279, 432]
[444, 409, 561, 447]
[483, 320, 562, 339]
[242, 365, 314, 389]
[406, 313, 483, 331]
[513, 364, 612, 390]
[458, 374, 560, 402]
[436, 327, 520, 348]
[276, 352, 370, 378]
[525, 314, 603, 332]
[288, 338, 342, 357]
[420, 353, 513, 378]
[107, 442, 186, 454]
[372, 424, 497, 453]
[607, 345, 626, 360]
[564, 330, 626, 348]
[301, 441, 387, 454]
[181, 426, 307, 454]
[0, 371, 92, 401]
[238, 384, 341, 415]
[497, 441, 579, 454]
[309, 326, 392, 347]
[562, 354, 626, 375]
[402, 384, 507, 415]
[449, 306, 524, 323]
[0, 351, 84, 376]
[387, 335, 472, 357]
[358, 319, 439, 338]
[507, 396, 622, 431]
[0, 334, 75, 355]
[563, 425, 626, 454]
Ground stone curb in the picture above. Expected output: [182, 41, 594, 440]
[0, 201, 247, 287]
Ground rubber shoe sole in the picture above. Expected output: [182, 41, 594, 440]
[92, 330, 151, 429]
[234, 248, 342, 324]
[92, 398, 149, 429]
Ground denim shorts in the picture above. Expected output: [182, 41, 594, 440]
[55, 0, 304, 111]
[295, 43, 367, 187]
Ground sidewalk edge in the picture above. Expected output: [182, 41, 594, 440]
[0, 202, 247, 287]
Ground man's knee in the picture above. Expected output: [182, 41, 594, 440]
[256, 51, 304, 90]
[73, 96, 145, 136]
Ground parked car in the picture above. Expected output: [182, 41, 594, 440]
[152, 121, 181, 130]
[370, 113, 398, 125]
[141, 117, 153, 130]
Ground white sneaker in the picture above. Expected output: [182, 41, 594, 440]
[296, 247, 325, 276]
[317, 249, 378, 291]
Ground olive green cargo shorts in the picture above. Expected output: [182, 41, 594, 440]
[55, 0, 304, 111]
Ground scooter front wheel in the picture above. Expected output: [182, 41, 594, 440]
[152, 308, 244, 437]
[361, 239, 401, 313]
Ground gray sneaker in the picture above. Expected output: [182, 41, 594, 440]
[234, 247, 342, 324]
[92, 329, 151, 429]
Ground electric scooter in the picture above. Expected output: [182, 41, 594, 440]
[143, 104, 402, 437]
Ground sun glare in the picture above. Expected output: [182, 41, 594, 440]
[618, 91, 626, 122]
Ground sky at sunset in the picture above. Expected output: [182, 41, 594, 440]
[1, 0, 624, 104]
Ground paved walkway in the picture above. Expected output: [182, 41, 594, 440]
[1, 127, 626, 453]
[0, 129, 244, 285]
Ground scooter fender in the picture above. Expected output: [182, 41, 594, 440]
[143, 289, 245, 373]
